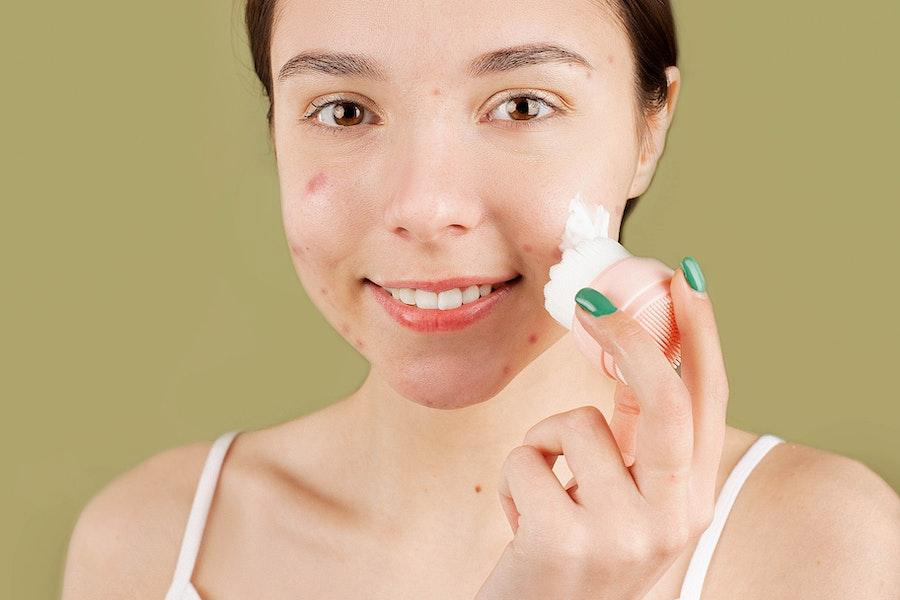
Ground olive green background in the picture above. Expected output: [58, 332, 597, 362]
[3, 1, 898, 597]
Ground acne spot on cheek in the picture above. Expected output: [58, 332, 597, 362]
[306, 171, 328, 195]
[290, 244, 310, 258]
[527, 333, 538, 344]
[607, 54, 614, 65]
[502, 364, 511, 376]
[354, 338, 365, 349]
[522, 243, 533, 253]
[320, 287, 328, 296]
[431, 88, 441, 96]
[474, 484, 482, 493]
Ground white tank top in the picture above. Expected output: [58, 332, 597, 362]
[165, 431, 785, 599]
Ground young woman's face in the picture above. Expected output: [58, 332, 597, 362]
[270, 0, 657, 409]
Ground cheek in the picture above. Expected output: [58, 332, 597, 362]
[305, 170, 328, 195]
[282, 170, 361, 263]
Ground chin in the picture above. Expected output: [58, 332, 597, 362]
[386, 353, 519, 410]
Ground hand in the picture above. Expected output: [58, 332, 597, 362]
[475, 265, 729, 600]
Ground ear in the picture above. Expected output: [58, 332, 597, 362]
[627, 66, 681, 199]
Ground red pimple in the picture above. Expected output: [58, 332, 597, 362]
[432, 88, 441, 96]
[354, 338, 365, 348]
[306, 171, 328, 195]
[522, 243, 533, 253]
[502, 364, 511, 375]
[527, 333, 538, 344]
[474, 485, 482, 493]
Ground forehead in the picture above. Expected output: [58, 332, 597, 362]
[270, 0, 629, 86]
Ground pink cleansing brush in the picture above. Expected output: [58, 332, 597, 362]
[543, 193, 682, 385]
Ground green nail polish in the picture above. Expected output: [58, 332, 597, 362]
[681, 256, 706, 293]
[575, 287, 617, 317]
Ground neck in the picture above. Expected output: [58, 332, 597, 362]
[345, 329, 617, 539]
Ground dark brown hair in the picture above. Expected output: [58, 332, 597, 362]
[243, 0, 678, 229]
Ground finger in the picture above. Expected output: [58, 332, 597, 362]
[574, 291, 693, 507]
[498, 444, 573, 533]
[670, 261, 729, 499]
[609, 382, 640, 468]
[521, 405, 637, 508]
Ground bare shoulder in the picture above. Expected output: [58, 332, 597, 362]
[61, 438, 215, 600]
[712, 437, 900, 599]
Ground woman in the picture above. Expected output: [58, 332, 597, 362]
[62, 0, 899, 598]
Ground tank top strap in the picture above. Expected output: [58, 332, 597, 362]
[164, 430, 240, 600]
[677, 433, 785, 600]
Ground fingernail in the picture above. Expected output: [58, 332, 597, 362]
[681, 256, 706, 293]
[575, 287, 617, 317]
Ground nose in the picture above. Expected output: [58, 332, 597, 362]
[382, 126, 484, 244]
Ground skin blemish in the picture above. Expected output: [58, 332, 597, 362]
[522, 243, 533, 253]
[432, 88, 441, 96]
[502, 364, 511, 376]
[607, 53, 615, 64]
[305, 171, 328, 195]
[474, 485, 482, 493]
[527, 333, 538, 344]
[354, 338, 365, 348]
[320, 287, 328, 296]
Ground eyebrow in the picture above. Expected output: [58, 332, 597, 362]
[275, 42, 594, 83]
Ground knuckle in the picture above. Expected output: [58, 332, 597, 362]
[616, 533, 655, 564]
[503, 445, 537, 475]
[565, 406, 607, 436]
[654, 523, 690, 557]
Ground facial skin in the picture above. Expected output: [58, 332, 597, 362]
[270, 0, 679, 411]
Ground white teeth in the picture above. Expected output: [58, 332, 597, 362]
[383, 283, 504, 310]
[437, 288, 463, 310]
[461, 285, 481, 304]
[414, 289, 438, 309]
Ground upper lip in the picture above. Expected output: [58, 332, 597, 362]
[368, 274, 519, 292]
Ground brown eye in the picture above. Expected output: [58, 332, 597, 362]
[505, 97, 541, 120]
[305, 97, 374, 130]
[331, 101, 365, 126]
[487, 92, 556, 124]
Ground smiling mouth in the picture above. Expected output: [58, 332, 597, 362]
[365, 275, 522, 310]
[365, 274, 523, 332]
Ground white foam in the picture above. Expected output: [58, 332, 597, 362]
[543, 192, 631, 329]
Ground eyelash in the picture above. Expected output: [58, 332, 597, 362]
[300, 90, 564, 136]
